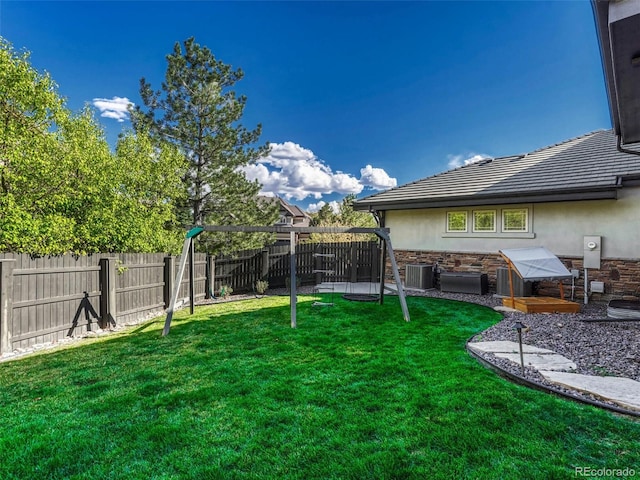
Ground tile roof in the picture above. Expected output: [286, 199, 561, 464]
[277, 197, 309, 218]
[355, 130, 640, 211]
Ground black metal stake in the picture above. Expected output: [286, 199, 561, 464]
[513, 321, 527, 376]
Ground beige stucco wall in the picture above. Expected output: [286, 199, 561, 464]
[385, 187, 640, 260]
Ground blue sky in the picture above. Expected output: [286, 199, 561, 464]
[1, 1, 611, 212]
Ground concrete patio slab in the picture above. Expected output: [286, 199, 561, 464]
[540, 371, 640, 412]
[494, 352, 577, 372]
[467, 341, 556, 355]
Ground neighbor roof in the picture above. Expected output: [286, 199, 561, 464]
[278, 197, 310, 219]
[354, 130, 640, 211]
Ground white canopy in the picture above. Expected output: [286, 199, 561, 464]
[499, 247, 573, 281]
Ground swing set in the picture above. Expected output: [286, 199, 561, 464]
[311, 241, 382, 304]
[162, 225, 410, 336]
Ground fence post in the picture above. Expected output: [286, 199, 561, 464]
[206, 255, 215, 299]
[261, 249, 269, 281]
[371, 241, 380, 283]
[164, 256, 175, 308]
[0, 259, 16, 355]
[350, 242, 358, 283]
[315, 251, 322, 285]
[99, 257, 117, 328]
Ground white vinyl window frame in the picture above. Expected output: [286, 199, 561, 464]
[443, 206, 534, 238]
[473, 210, 496, 233]
[277, 214, 292, 225]
[446, 211, 468, 232]
[502, 208, 529, 233]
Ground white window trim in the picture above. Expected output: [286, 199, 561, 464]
[473, 210, 497, 233]
[502, 208, 529, 233]
[446, 211, 468, 233]
[442, 206, 532, 238]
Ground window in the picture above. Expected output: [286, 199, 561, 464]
[444, 206, 532, 238]
[447, 211, 467, 232]
[502, 208, 528, 232]
[473, 210, 496, 232]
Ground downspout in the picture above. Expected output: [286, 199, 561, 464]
[605, 138, 639, 306]
[584, 268, 589, 305]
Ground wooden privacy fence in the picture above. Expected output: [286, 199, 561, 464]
[0, 253, 206, 355]
[0, 241, 379, 354]
[211, 241, 380, 291]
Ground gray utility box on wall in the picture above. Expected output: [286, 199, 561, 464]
[496, 267, 532, 297]
[440, 272, 488, 295]
[584, 235, 602, 269]
[405, 264, 434, 289]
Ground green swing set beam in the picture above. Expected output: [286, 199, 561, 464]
[162, 225, 410, 336]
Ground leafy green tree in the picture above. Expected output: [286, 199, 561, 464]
[131, 37, 278, 254]
[0, 38, 185, 254]
[1, 37, 70, 253]
[103, 130, 185, 252]
[309, 194, 377, 243]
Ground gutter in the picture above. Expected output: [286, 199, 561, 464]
[591, 0, 621, 137]
[354, 188, 620, 212]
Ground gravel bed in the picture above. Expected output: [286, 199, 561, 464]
[408, 289, 640, 413]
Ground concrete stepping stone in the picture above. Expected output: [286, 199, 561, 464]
[470, 341, 639, 413]
[468, 341, 576, 371]
[468, 341, 555, 355]
[540, 371, 640, 412]
[494, 352, 577, 372]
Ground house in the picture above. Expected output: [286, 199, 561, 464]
[591, 0, 640, 146]
[354, 129, 640, 300]
[273, 197, 311, 243]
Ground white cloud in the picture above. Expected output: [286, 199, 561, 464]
[241, 141, 397, 203]
[360, 164, 397, 190]
[92, 96, 133, 122]
[447, 153, 491, 170]
[307, 200, 340, 214]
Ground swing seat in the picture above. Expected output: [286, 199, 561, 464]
[342, 293, 379, 302]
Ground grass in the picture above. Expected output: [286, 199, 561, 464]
[0, 295, 638, 479]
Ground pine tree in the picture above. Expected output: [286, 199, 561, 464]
[131, 37, 277, 254]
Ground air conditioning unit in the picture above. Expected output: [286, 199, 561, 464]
[405, 264, 434, 289]
[496, 267, 532, 297]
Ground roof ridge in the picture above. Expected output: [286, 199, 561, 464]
[522, 129, 609, 157]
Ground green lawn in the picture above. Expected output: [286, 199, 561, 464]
[0, 295, 638, 479]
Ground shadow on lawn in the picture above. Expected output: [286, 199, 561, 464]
[7, 295, 503, 374]
[3, 295, 640, 480]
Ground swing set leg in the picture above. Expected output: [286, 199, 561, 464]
[163, 227, 204, 336]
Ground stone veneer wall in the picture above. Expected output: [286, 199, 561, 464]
[389, 250, 640, 302]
